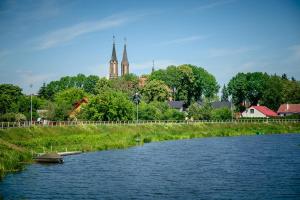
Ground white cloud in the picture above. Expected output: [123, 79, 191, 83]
[207, 47, 257, 57]
[34, 14, 142, 50]
[157, 35, 207, 46]
[16, 70, 54, 85]
[195, 0, 236, 10]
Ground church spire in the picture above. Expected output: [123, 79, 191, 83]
[109, 35, 118, 79]
[111, 35, 117, 62]
[121, 37, 129, 76]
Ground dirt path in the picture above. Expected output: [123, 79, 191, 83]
[0, 138, 27, 152]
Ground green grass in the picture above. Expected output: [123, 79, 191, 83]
[0, 122, 300, 179]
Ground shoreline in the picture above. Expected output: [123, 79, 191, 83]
[1, 123, 300, 179]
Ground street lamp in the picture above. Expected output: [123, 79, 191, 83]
[30, 84, 33, 126]
[133, 92, 141, 124]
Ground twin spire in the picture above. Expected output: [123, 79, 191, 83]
[109, 36, 129, 79]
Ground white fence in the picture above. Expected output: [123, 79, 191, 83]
[0, 119, 299, 129]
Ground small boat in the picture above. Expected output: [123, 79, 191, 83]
[35, 153, 64, 164]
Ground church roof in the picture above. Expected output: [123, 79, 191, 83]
[111, 42, 117, 62]
[121, 44, 129, 65]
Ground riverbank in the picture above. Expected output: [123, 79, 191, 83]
[1, 122, 300, 179]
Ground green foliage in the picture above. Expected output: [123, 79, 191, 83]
[227, 73, 247, 111]
[141, 80, 170, 103]
[188, 102, 212, 120]
[95, 74, 139, 97]
[0, 84, 23, 114]
[81, 90, 134, 121]
[221, 84, 229, 102]
[149, 64, 219, 105]
[54, 88, 87, 107]
[211, 107, 232, 120]
[38, 74, 100, 99]
[138, 101, 185, 120]
[245, 72, 268, 106]
[53, 88, 87, 120]
[261, 75, 283, 111]
[0, 113, 26, 122]
[228, 73, 300, 111]
[95, 77, 112, 94]
[281, 78, 300, 104]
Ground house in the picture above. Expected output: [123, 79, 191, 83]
[197, 101, 232, 109]
[138, 76, 147, 88]
[241, 105, 278, 118]
[168, 100, 232, 112]
[168, 101, 185, 112]
[277, 104, 300, 116]
[69, 97, 88, 119]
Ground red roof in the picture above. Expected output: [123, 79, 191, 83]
[252, 106, 278, 117]
[277, 104, 300, 114]
[73, 97, 88, 109]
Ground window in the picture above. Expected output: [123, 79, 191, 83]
[250, 109, 254, 114]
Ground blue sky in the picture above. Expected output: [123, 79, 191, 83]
[0, 0, 300, 94]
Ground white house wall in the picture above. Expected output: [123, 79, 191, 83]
[242, 108, 266, 118]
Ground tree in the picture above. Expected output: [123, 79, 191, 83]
[138, 102, 162, 120]
[149, 64, 219, 105]
[54, 88, 87, 120]
[0, 84, 23, 114]
[81, 90, 134, 121]
[110, 73, 139, 95]
[261, 75, 283, 110]
[221, 84, 229, 101]
[211, 107, 232, 120]
[245, 72, 268, 106]
[281, 73, 288, 80]
[83, 75, 100, 94]
[227, 73, 247, 111]
[38, 74, 100, 99]
[188, 102, 212, 120]
[95, 78, 112, 95]
[141, 80, 170, 103]
[138, 101, 184, 120]
[281, 79, 300, 104]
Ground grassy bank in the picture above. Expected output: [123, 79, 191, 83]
[1, 122, 300, 178]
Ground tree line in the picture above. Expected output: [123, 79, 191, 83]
[0, 64, 299, 122]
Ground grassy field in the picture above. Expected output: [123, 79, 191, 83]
[1, 122, 300, 179]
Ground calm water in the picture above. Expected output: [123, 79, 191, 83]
[1, 134, 300, 200]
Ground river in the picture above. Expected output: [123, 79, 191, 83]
[1, 134, 300, 199]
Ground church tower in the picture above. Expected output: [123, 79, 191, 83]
[109, 36, 118, 79]
[121, 38, 129, 76]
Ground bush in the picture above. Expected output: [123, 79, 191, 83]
[0, 113, 27, 122]
[211, 107, 232, 120]
[188, 102, 212, 120]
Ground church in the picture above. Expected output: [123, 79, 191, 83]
[109, 36, 129, 79]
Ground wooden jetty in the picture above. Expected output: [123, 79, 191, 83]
[35, 153, 63, 164]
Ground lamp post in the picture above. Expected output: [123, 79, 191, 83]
[133, 92, 141, 124]
[30, 84, 33, 126]
[230, 98, 234, 122]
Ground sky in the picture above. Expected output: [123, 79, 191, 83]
[0, 0, 300, 94]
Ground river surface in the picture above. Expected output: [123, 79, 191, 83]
[1, 134, 300, 199]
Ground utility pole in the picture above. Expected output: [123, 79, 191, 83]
[133, 92, 141, 124]
[231, 98, 234, 122]
[30, 84, 33, 126]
